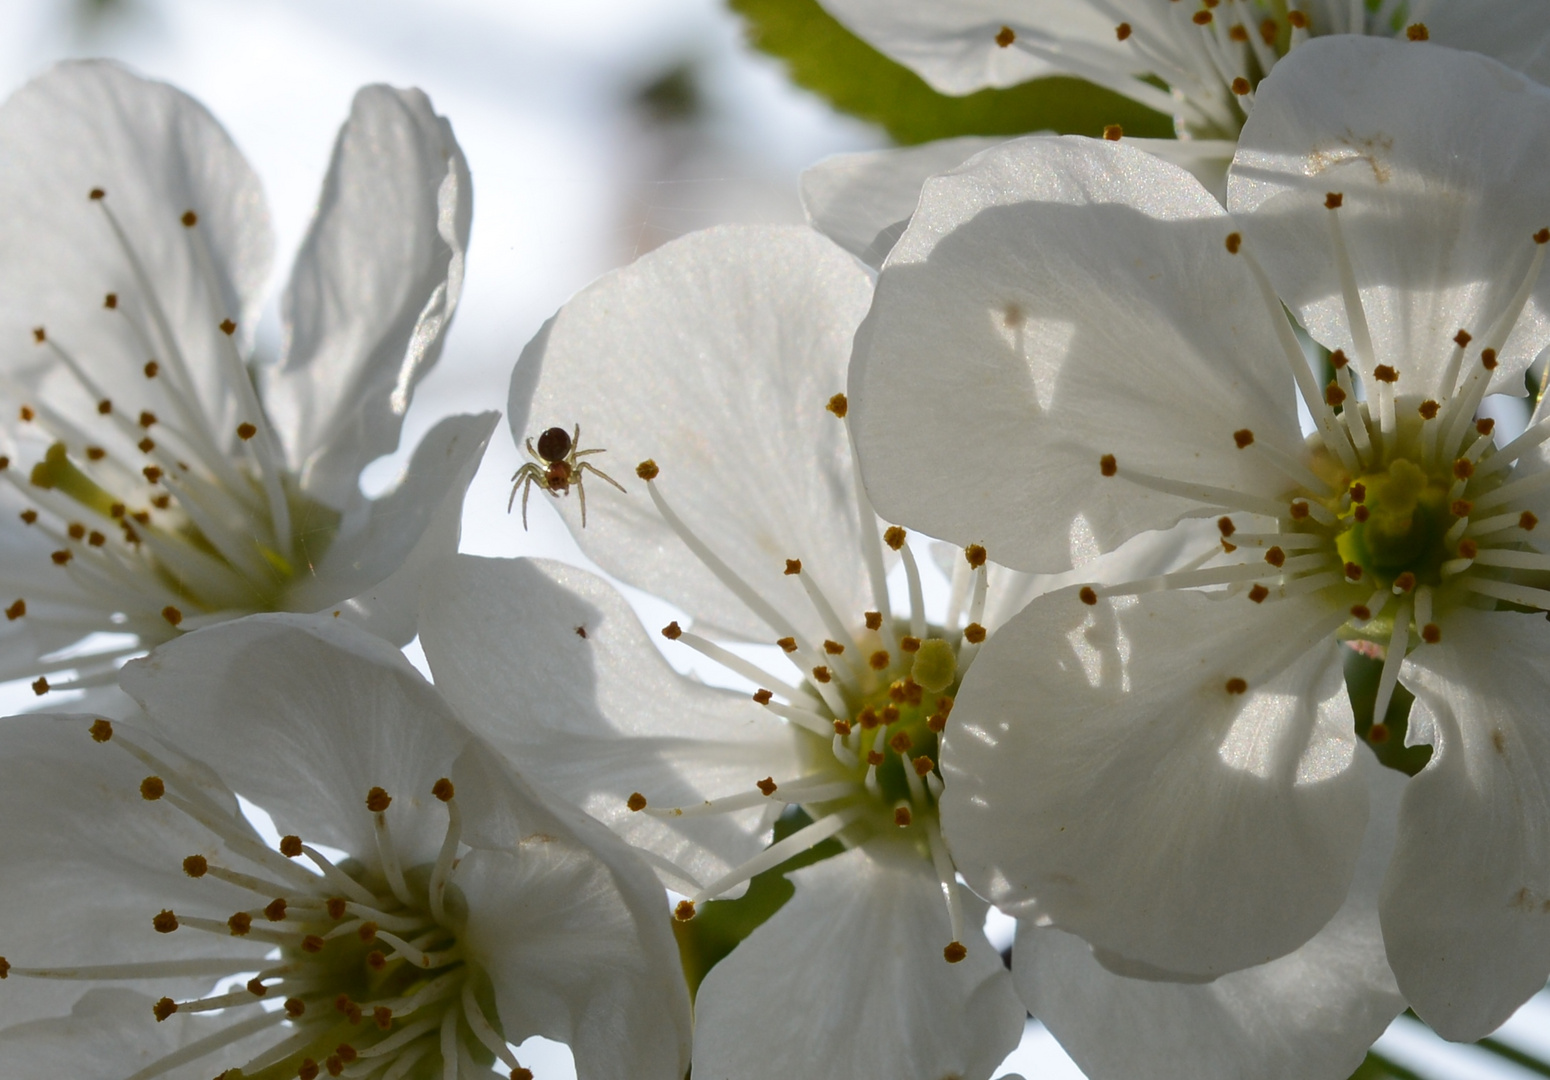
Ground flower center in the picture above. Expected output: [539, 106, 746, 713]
[1, 720, 534, 1080]
[1335, 456, 1455, 591]
[1, 191, 340, 697]
[616, 395, 988, 963]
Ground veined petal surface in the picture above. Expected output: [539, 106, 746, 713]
[941, 587, 1366, 977]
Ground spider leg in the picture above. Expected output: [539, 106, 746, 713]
[579, 460, 627, 493]
[509, 464, 541, 516]
[522, 474, 533, 530]
[577, 476, 587, 528]
[525, 437, 539, 463]
[573, 447, 607, 458]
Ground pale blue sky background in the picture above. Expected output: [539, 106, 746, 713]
[0, 1, 1545, 1075]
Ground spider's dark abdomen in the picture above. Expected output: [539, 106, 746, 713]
[537, 426, 573, 463]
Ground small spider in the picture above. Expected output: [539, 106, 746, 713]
[509, 424, 624, 529]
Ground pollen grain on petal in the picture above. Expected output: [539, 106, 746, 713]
[5, 599, 24, 621]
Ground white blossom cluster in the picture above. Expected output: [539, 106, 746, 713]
[4, 3, 1550, 1077]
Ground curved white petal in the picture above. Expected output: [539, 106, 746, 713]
[941, 587, 1366, 977]
[0, 988, 279, 1080]
[267, 85, 472, 508]
[1230, 37, 1550, 399]
[1383, 609, 1550, 1040]
[1019, 752, 1406, 1080]
[802, 137, 1005, 268]
[283, 410, 497, 644]
[850, 136, 1300, 573]
[512, 224, 876, 643]
[815, 0, 1124, 95]
[453, 746, 693, 1080]
[0, 60, 271, 418]
[693, 842, 1024, 1080]
[420, 554, 800, 894]
[0, 715, 270, 1025]
[120, 612, 469, 867]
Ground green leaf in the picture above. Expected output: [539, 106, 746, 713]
[673, 808, 845, 998]
[1343, 646, 1433, 777]
[727, 0, 1174, 144]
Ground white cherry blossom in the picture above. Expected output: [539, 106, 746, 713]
[815, 0, 1550, 139]
[0, 62, 496, 703]
[421, 224, 1029, 1080]
[0, 613, 691, 1080]
[849, 36, 1550, 1040]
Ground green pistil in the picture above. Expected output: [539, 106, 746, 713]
[1335, 457, 1454, 590]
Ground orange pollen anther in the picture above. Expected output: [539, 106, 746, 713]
[884, 526, 907, 550]
[1325, 384, 1346, 406]
[1103, 124, 1123, 141]
[1453, 459, 1475, 480]
[635, 459, 659, 481]
[1331, 348, 1350, 369]
[833, 718, 853, 736]
[286, 999, 307, 1018]
[1248, 584, 1270, 603]
[1422, 623, 1442, 644]
[327, 898, 347, 920]
[31, 677, 49, 695]
[182, 855, 208, 877]
[162, 606, 182, 627]
[141, 776, 165, 800]
[1193, 9, 1212, 23]
[867, 751, 884, 767]
[1231, 77, 1251, 95]
[1476, 418, 1495, 436]
[823, 639, 845, 655]
[1373, 365, 1398, 383]
[1225, 678, 1248, 695]
[279, 835, 303, 857]
[1289, 501, 1310, 520]
[1520, 511, 1539, 531]
[1225, 232, 1241, 254]
[894, 806, 912, 827]
[752, 689, 773, 705]
[1482, 349, 1499, 371]
[756, 777, 778, 796]
[869, 650, 890, 670]
[1099, 454, 1117, 477]
[944, 942, 968, 964]
[964, 623, 986, 644]
[784, 559, 802, 575]
[228, 912, 252, 935]
[302, 935, 325, 953]
[1264, 546, 1286, 568]
[927, 713, 947, 732]
[1406, 22, 1428, 40]
[1233, 428, 1254, 449]
[776, 636, 797, 652]
[627, 793, 647, 812]
[1418, 400, 1440, 420]
[154, 997, 178, 1022]
[913, 756, 934, 777]
[1393, 572, 1417, 593]
[432, 777, 455, 802]
[812, 666, 832, 683]
[265, 899, 287, 921]
[889, 732, 913, 754]
[90, 718, 113, 742]
[864, 611, 883, 630]
[965, 544, 988, 569]
[365, 787, 392, 813]
[1344, 562, 1363, 581]
[1350, 604, 1372, 620]
[660, 621, 682, 640]
[1457, 539, 1479, 559]
[1452, 500, 1473, 517]
[1354, 506, 1370, 523]
[826, 393, 848, 417]
[675, 900, 697, 921]
[995, 25, 1015, 46]
[1079, 586, 1099, 605]
[153, 909, 178, 933]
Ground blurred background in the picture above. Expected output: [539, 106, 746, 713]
[2, 1, 1547, 1076]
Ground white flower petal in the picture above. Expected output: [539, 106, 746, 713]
[1383, 609, 1550, 1040]
[815, 0, 1122, 95]
[941, 587, 1366, 977]
[1230, 37, 1550, 398]
[1019, 752, 1406, 1080]
[452, 746, 693, 1080]
[0, 60, 271, 410]
[0, 716, 269, 1025]
[513, 224, 875, 643]
[282, 410, 497, 644]
[120, 613, 468, 866]
[801, 137, 1005, 268]
[268, 85, 472, 508]
[1418, 0, 1550, 88]
[420, 554, 800, 894]
[693, 843, 1024, 1080]
[850, 136, 1300, 572]
[0, 988, 278, 1080]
